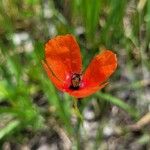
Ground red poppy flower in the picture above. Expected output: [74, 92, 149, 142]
[43, 34, 117, 98]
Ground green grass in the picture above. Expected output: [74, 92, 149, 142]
[0, 0, 149, 148]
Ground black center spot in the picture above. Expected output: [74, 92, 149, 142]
[69, 73, 81, 90]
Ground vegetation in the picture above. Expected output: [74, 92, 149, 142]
[0, 0, 150, 149]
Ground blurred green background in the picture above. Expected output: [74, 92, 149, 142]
[0, 0, 150, 149]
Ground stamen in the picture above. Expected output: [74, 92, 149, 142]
[69, 73, 81, 90]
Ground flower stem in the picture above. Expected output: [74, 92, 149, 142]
[73, 98, 83, 122]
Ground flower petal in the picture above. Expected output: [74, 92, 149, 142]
[45, 34, 82, 82]
[82, 50, 117, 86]
[67, 82, 108, 98]
[42, 61, 67, 92]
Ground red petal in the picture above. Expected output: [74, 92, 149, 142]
[82, 50, 117, 87]
[67, 82, 108, 98]
[42, 61, 67, 92]
[45, 34, 82, 82]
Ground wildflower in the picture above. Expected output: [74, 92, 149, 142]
[43, 34, 117, 98]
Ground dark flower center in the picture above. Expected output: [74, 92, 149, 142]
[69, 73, 81, 90]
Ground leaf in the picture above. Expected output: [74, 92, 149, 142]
[96, 92, 140, 119]
[0, 81, 9, 100]
[0, 119, 20, 140]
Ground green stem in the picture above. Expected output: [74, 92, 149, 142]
[73, 97, 83, 122]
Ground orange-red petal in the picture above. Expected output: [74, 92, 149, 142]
[42, 61, 66, 92]
[67, 82, 108, 98]
[45, 34, 82, 82]
[82, 50, 117, 87]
